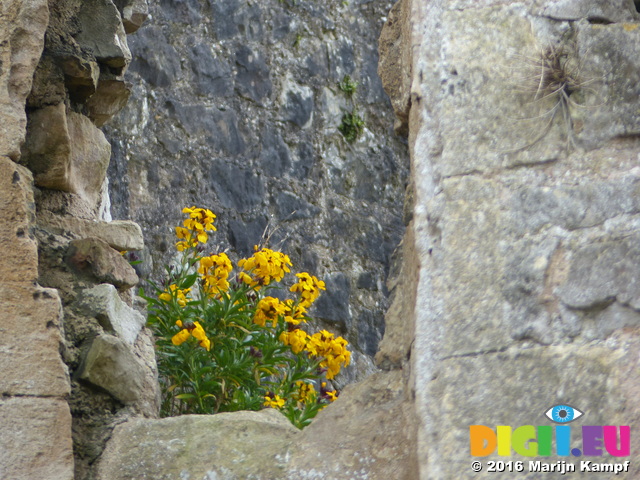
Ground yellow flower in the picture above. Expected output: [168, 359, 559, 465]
[191, 321, 211, 351]
[305, 330, 350, 379]
[289, 272, 326, 308]
[171, 320, 211, 351]
[158, 284, 190, 307]
[198, 253, 233, 295]
[175, 207, 217, 250]
[321, 382, 338, 402]
[238, 248, 292, 288]
[171, 328, 190, 346]
[293, 381, 316, 404]
[253, 296, 287, 328]
[279, 328, 309, 354]
[263, 393, 285, 409]
[283, 300, 307, 325]
[182, 206, 216, 232]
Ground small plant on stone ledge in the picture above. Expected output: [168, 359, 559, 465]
[339, 110, 365, 143]
[338, 74, 358, 98]
[337, 74, 365, 143]
[143, 207, 350, 429]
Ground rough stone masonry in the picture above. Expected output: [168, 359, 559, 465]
[5, 0, 640, 479]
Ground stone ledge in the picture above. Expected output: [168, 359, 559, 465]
[38, 213, 144, 251]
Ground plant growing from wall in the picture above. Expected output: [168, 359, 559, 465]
[144, 207, 350, 429]
[507, 38, 598, 152]
[338, 74, 365, 143]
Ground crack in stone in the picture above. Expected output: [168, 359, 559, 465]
[440, 346, 509, 360]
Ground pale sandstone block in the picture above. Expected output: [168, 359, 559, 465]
[0, 0, 49, 160]
[0, 396, 74, 480]
[0, 157, 39, 285]
[22, 104, 111, 208]
[0, 284, 70, 397]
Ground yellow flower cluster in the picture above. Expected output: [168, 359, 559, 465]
[238, 247, 292, 288]
[306, 330, 351, 379]
[263, 393, 285, 409]
[253, 296, 287, 327]
[283, 300, 307, 325]
[293, 380, 316, 404]
[279, 328, 309, 354]
[198, 253, 233, 295]
[175, 206, 216, 251]
[158, 284, 191, 307]
[171, 320, 211, 351]
[289, 272, 326, 308]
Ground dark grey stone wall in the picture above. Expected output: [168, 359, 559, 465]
[105, 0, 409, 380]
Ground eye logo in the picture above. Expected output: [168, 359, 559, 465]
[545, 405, 583, 424]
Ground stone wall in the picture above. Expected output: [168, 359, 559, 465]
[7, 0, 640, 479]
[401, 0, 640, 477]
[3, 0, 413, 478]
[2, 1, 160, 479]
[103, 0, 410, 382]
[0, 2, 74, 479]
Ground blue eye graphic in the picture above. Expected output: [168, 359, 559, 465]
[545, 405, 583, 424]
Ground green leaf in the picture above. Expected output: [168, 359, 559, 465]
[180, 272, 200, 289]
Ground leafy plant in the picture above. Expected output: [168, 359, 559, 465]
[338, 74, 358, 98]
[144, 207, 350, 429]
[338, 110, 365, 143]
[336, 74, 365, 142]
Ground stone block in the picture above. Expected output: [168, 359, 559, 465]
[207, 159, 263, 211]
[0, 396, 74, 480]
[313, 272, 352, 331]
[26, 55, 67, 109]
[96, 372, 417, 480]
[38, 213, 145, 251]
[529, 0, 638, 23]
[22, 104, 111, 208]
[558, 236, 640, 310]
[95, 409, 299, 480]
[59, 55, 100, 101]
[75, 0, 131, 71]
[77, 334, 146, 404]
[66, 237, 139, 289]
[0, 285, 70, 397]
[114, 0, 149, 34]
[0, 158, 39, 285]
[279, 77, 314, 128]
[127, 26, 181, 87]
[289, 371, 418, 479]
[0, 0, 49, 160]
[573, 22, 640, 149]
[189, 44, 232, 98]
[235, 46, 272, 104]
[86, 79, 132, 127]
[77, 284, 146, 344]
[378, 0, 411, 136]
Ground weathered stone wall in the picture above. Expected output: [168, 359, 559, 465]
[0, 1, 74, 479]
[103, 0, 410, 382]
[4, 0, 413, 478]
[400, 0, 640, 478]
[2, 1, 160, 479]
[9, 0, 640, 479]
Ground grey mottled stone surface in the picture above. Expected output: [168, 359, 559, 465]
[403, 0, 640, 478]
